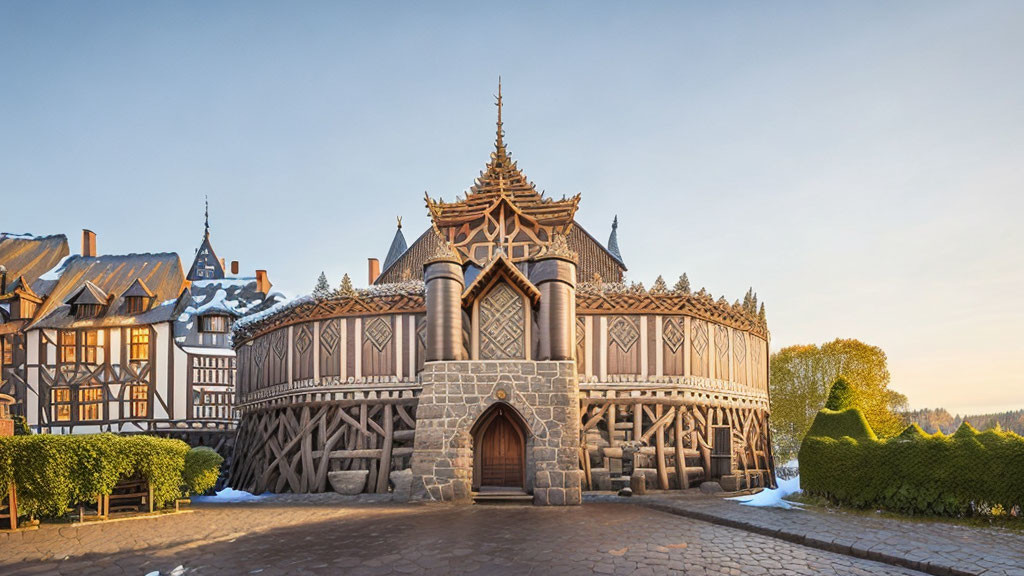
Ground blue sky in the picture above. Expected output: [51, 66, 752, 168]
[2, 2, 1022, 414]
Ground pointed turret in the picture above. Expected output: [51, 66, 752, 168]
[382, 216, 408, 272]
[186, 196, 225, 281]
[607, 215, 623, 263]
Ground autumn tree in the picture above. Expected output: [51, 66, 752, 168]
[769, 338, 908, 462]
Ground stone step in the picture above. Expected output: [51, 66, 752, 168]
[472, 490, 533, 504]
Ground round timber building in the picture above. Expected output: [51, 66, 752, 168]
[229, 91, 775, 505]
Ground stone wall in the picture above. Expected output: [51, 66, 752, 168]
[410, 360, 583, 506]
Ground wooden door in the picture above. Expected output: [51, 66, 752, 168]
[479, 411, 524, 488]
[711, 426, 732, 479]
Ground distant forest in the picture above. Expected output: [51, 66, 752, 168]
[902, 408, 1024, 435]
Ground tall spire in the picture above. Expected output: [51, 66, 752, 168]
[187, 194, 225, 281]
[607, 215, 623, 263]
[382, 215, 409, 274]
[495, 76, 506, 159]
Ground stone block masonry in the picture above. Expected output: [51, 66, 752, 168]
[410, 360, 583, 506]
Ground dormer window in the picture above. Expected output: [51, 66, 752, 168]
[74, 303, 103, 319]
[200, 314, 230, 333]
[121, 278, 154, 315]
[65, 280, 108, 320]
[125, 297, 147, 314]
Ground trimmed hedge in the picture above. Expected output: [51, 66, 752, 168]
[183, 446, 224, 496]
[0, 434, 217, 519]
[800, 410, 1024, 516]
[805, 408, 877, 442]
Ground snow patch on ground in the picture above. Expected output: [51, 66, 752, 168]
[726, 474, 802, 509]
[192, 488, 268, 503]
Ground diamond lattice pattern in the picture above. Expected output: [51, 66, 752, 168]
[479, 283, 525, 359]
[609, 316, 639, 352]
[365, 317, 393, 352]
[663, 318, 685, 353]
[320, 320, 340, 352]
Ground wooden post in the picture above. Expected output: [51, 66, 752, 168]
[655, 405, 669, 490]
[7, 482, 16, 530]
[702, 408, 712, 481]
[148, 484, 154, 513]
[376, 404, 393, 494]
[674, 409, 688, 489]
[633, 403, 643, 444]
[606, 391, 617, 447]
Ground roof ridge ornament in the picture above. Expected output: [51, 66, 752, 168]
[539, 232, 578, 263]
[495, 76, 505, 157]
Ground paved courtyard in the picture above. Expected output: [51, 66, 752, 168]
[0, 497, 930, 576]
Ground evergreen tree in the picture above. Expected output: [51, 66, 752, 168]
[336, 273, 355, 296]
[313, 272, 331, 299]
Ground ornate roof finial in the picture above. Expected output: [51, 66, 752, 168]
[495, 76, 506, 159]
[204, 195, 210, 238]
[608, 215, 623, 263]
[397, 216, 402, 230]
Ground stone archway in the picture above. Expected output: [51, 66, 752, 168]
[471, 402, 529, 490]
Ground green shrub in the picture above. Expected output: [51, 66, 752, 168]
[183, 446, 223, 496]
[0, 434, 190, 519]
[824, 376, 855, 411]
[799, 410, 1024, 517]
[805, 408, 877, 441]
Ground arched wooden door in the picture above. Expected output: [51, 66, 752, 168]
[475, 407, 525, 489]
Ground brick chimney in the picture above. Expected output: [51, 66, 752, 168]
[82, 229, 97, 257]
[230, 260, 239, 275]
[368, 258, 380, 285]
[255, 270, 271, 294]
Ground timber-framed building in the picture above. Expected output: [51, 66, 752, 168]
[2, 212, 282, 455]
[230, 87, 775, 504]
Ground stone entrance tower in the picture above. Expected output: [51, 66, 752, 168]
[410, 237, 583, 505]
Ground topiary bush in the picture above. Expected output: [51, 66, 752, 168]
[805, 408, 877, 442]
[183, 446, 224, 496]
[0, 434, 191, 519]
[800, 410, 1024, 517]
[823, 376, 855, 411]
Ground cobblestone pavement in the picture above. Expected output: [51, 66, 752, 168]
[0, 496, 929, 576]
[605, 491, 1024, 576]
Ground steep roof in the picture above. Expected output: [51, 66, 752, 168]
[187, 234, 225, 281]
[186, 200, 225, 281]
[0, 233, 70, 293]
[382, 218, 409, 272]
[29, 252, 186, 329]
[607, 216, 623, 264]
[425, 84, 579, 228]
[462, 252, 541, 307]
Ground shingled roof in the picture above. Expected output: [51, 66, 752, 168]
[29, 253, 186, 329]
[425, 83, 579, 228]
[382, 218, 409, 272]
[0, 233, 70, 293]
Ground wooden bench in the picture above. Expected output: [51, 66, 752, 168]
[93, 476, 154, 517]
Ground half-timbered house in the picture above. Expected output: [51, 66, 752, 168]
[229, 86, 775, 505]
[0, 233, 70, 417]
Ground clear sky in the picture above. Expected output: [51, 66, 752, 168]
[2, 2, 1022, 415]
